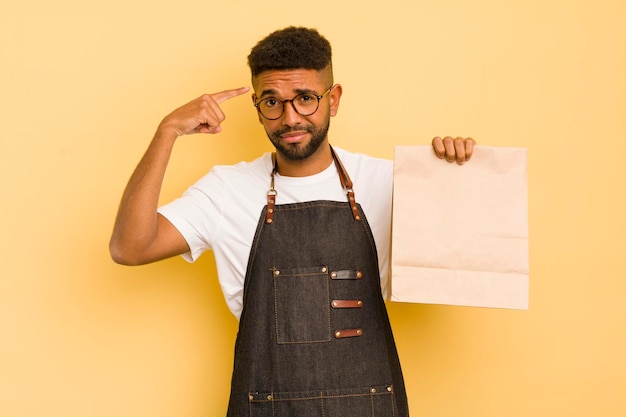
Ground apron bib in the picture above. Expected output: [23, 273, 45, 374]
[227, 148, 408, 417]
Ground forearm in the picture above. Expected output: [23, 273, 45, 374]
[109, 131, 177, 264]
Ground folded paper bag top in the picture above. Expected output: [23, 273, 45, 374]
[390, 145, 529, 310]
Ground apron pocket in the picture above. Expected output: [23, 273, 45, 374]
[249, 385, 396, 417]
[273, 266, 331, 344]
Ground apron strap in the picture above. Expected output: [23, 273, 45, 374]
[330, 146, 361, 221]
[265, 152, 278, 224]
[265, 146, 362, 224]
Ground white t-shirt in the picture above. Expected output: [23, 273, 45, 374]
[158, 147, 393, 319]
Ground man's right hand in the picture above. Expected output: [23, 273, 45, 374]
[157, 87, 250, 138]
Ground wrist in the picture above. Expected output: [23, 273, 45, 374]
[153, 122, 181, 144]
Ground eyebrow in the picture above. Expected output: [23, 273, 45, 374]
[258, 88, 319, 99]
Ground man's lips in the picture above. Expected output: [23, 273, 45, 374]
[280, 130, 309, 143]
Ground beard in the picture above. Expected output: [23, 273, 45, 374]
[266, 117, 330, 161]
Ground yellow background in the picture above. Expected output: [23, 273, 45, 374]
[1, 0, 624, 416]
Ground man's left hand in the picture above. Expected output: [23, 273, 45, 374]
[432, 137, 476, 165]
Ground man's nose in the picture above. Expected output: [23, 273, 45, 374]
[281, 100, 303, 125]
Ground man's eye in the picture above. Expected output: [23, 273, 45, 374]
[298, 94, 315, 103]
[264, 99, 279, 107]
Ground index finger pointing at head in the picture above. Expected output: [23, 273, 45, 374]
[212, 86, 251, 104]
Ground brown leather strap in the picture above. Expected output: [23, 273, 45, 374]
[330, 270, 363, 280]
[265, 153, 277, 224]
[330, 146, 361, 222]
[334, 328, 363, 338]
[331, 299, 364, 308]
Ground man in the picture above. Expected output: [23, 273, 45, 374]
[110, 26, 474, 416]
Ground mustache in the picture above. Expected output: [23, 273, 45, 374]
[272, 126, 313, 136]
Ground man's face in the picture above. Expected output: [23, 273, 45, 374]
[252, 68, 341, 161]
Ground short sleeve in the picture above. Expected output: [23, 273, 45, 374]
[157, 172, 226, 262]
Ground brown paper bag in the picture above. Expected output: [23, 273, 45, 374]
[391, 145, 529, 310]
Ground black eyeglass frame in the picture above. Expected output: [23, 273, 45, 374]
[253, 86, 334, 120]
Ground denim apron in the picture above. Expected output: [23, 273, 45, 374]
[226, 148, 408, 417]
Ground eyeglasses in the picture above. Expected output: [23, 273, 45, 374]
[254, 86, 333, 120]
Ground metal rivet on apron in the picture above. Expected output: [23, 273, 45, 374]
[248, 394, 254, 400]
[371, 388, 377, 393]
[273, 269, 280, 276]
[330, 271, 337, 278]
[268, 208, 274, 213]
[357, 329, 362, 335]
[331, 300, 364, 308]
[267, 394, 273, 401]
[321, 266, 327, 273]
[267, 218, 273, 223]
[335, 331, 341, 338]
[387, 386, 393, 392]
[356, 271, 363, 278]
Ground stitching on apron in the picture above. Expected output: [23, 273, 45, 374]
[249, 390, 393, 403]
[272, 266, 332, 344]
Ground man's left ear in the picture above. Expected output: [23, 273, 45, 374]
[329, 84, 342, 117]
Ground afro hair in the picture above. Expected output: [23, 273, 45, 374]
[247, 27, 332, 77]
